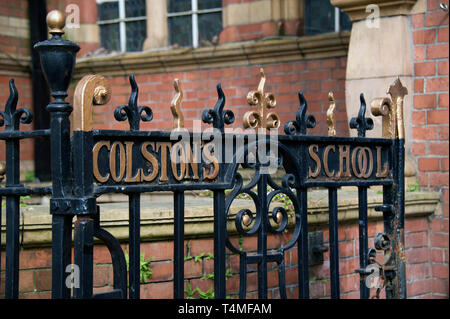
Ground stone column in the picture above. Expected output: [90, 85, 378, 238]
[331, 0, 427, 185]
[143, 0, 169, 50]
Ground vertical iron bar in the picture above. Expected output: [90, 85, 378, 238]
[128, 193, 140, 299]
[257, 173, 268, 299]
[328, 187, 340, 299]
[239, 254, 247, 299]
[5, 137, 20, 298]
[213, 189, 226, 299]
[297, 187, 309, 299]
[358, 186, 369, 299]
[51, 215, 73, 298]
[50, 111, 74, 299]
[173, 191, 185, 299]
[73, 216, 94, 298]
[397, 138, 406, 299]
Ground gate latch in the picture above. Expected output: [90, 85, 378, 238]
[308, 231, 329, 266]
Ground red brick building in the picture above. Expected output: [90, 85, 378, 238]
[0, 0, 448, 299]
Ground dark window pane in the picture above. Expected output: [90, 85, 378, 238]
[100, 23, 120, 51]
[168, 0, 191, 13]
[198, 0, 221, 10]
[304, 0, 335, 35]
[126, 20, 147, 51]
[168, 16, 192, 47]
[198, 12, 222, 45]
[340, 11, 352, 31]
[125, 0, 146, 17]
[98, 1, 119, 21]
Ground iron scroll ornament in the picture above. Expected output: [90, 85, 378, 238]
[284, 91, 316, 135]
[0, 79, 33, 131]
[114, 74, 153, 131]
[202, 83, 235, 132]
[223, 139, 302, 299]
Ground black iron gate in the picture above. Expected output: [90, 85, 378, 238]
[0, 10, 407, 299]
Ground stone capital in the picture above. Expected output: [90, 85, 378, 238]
[330, 0, 418, 21]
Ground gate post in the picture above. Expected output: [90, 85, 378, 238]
[34, 10, 80, 299]
[371, 78, 408, 298]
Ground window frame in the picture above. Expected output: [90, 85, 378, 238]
[166, 0, 222, 48]
[97, 0, 147, 52]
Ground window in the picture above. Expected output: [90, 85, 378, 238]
[97, 0, 147, 52]
[167, 0, 222, 48]
[304, 0, 351, 35]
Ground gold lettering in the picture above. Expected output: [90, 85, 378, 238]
[141, 142, 159, 182]
[184, 141, 200, 180]
[308, 144, 321, 178]
[171, 142, 186, 181]
[361, 147, 373, 178]
[338, 145, 351, 178]
[93, 141, 110, 183]
[203, 142, 219, 180]
[376, 146, 389, 178]
[124, 141, 142, 182]
[156, 142, 172, 182]
[110, 141, 125, 182]
[323, 145, 336, 177]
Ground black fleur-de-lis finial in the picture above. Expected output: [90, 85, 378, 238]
[114, 74, 153, 131]
[202, 84, 235, 133]
[350, 93, 374, 137]
[0, 79, 33, 131]
[284, 91, 316, 135]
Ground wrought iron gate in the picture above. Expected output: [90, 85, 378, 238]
[0, 10, 407, 299]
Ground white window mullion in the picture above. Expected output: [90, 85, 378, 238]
[118, 0, 127, 52]
[334, 7, 340, 32]
[191, 0, 199, 48]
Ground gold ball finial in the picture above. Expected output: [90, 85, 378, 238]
[46, 10, 65, 35]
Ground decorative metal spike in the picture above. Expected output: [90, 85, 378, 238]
[202, 83, 234, 132]
[243, 68, 280, 130]
[350, 93, 374, 137]
[284, 91, 316, 135]
[170, 79, 184, 130]
[327, 91, 336, 136]
[0, 79, 32, 131]
[114, 74, 153, 131]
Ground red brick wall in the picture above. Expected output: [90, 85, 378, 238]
[83, 58, 349, 137]
[410, 0, 449, 298]
[0, 0, 29, 57]
[0, 214, 443, 299]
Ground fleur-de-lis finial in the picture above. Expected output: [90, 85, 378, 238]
[202, 84, 235, 133]
[243, 68, 280, 130]
[327, 91, 336, 136]
[170, 79, 184, 130]
[0, 79, 33, 131]
[388, 77, 408, 140]
[284, 91, 316, 135]
[114, 75, 153, 131]
[350, 93, 374, 137]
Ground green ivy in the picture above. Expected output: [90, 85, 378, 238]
[124, 251, 153, 283]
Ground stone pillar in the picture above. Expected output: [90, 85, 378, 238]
[331, 0, 427, 185]
[143, 0, 169, 50]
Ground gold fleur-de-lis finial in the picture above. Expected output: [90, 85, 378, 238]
[327, 91, 336, 136]
[388, 77, 408, 139]
[171, 78, 184, 130]
[243, 68, 280, 130]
